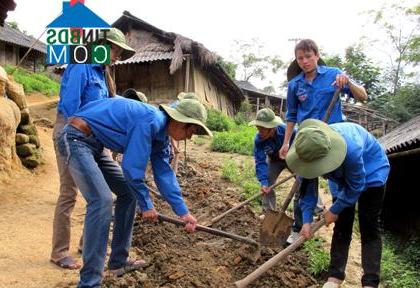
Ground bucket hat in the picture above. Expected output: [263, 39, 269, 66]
[286, 58, 326, 82]
[123, 88, 148, 103]
[249, 108, 283, 128]
[99, 28, 135, 61]
[177, 92, 200, 101]
[160, 99, 213, 137]
[285, 119, 347, 179]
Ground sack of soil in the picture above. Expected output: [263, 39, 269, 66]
[16, 143, 37, 158]
[20, 108, 31, 125]
[18, 123, 38, 136]
[29, 135, 40, 148]
[6, 79, 27, 109]
[16, 133, 30, 145]
[21, 149, 42, 169]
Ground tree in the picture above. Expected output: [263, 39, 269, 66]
[366, 3, 419, 95]
[231, 38, 284, 82]
[6, 21, 20, 31]
[217, 56, 237, 80]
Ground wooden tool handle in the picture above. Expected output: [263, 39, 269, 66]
[157, 213, 259, 247]
[235, 218, 326, 288]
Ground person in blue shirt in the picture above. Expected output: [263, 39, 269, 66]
[250, 108, 322, 244]
[286, 119, 390, 288]
[57, 97, 212, 288]
[50, 28, 135, 270]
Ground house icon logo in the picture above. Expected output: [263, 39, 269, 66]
[46, 0, 112, 65]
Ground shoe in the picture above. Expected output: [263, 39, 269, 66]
[286, 231, 300, 244]
[109, 259, 146, 277]
[322, 282, 341, 288]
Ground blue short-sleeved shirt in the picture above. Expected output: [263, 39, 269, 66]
[73, 98, 189, 216]
[300, 122, 390, 223]
[286, 66, 352, 124]
[57, 64, 109, 118]
[253, 124, 295, 186]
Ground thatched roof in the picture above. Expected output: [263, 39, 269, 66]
[0, 0, 15, 26]
[112, 11, 244, 106]
[235, 80, 286, 100]
[0, 24, 46, 54]
[379, 115, 420, 154]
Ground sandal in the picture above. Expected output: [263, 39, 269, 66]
[109, 259, 146, 277]
[50, 256, 81, 270]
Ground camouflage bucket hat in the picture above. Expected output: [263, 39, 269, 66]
[123, 88, 148, 103]
[100, 28, 135, 61]
[286, 119, 347, 179]
[177, 92, 200, 101]
[249, 108, 283, 128]
[160, 99, 213, 137]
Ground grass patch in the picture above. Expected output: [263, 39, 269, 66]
[211, 125, 256, 156]
[4, 65, 60, 96]
[303, 237, 330, 276]
[222, 158, 260, 208]
[381, 234, 420, 287]
[192, 136, 207, 146]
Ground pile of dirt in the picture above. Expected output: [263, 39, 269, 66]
[103, 158, 320, 288]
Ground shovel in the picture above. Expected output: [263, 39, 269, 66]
[259, 88, 341, 247]
[259, 178, 300, 247]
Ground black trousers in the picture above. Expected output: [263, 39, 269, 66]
[328, 186, 385, 288]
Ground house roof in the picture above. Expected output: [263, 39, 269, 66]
[47, 2, 110, 28]
[0, 0, 16, 26]
[0, 24, 46, 54]
[379, 115, 420, 154]
[235, 80, 286, 100]
[112, 11, 244, 108]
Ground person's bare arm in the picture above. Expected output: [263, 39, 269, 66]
[335, 74, 367, 101]
[279, 122, 296, 159]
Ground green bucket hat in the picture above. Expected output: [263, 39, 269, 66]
[249, 108, 283, 128]
[177, 92, 200, 101]
[160, 99, 213, 137]
[123, 88, 148, 103]
[285, 119, 347, 179]
[100, 28, 135, 61]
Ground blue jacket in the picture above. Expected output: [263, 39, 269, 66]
[74, 98, 188, 216]
[286, 66, 352, 124]
[253, 124, 295, 186]
[300, 122, 390, 223]
[57, 64, 109, 118]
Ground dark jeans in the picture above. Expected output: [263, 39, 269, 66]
[292, 178, 319, 232]
[328, 186, 385, 288]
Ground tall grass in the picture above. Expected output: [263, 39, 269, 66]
[4, 65, 60, 96]
[303, 237, 330, 276]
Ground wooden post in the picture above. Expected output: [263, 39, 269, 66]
[184, 55, 191, 91]
[256, 97, 260, 115]
[382, 121, 387, 136]
[279, 99, 284, 116]
[265, 96, 270, 107]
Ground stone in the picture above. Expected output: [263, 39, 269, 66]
[16, 143, 37, 158]
[21, 149, 42, 169]
[20, 108, 30, 125]
[28, 135, 40, 148]
[18, 124, 38, 136]
[16, 133, 30, 145]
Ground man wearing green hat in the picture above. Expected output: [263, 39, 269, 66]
[250, 108, 323, 243]
[57, 97, 211, 287]
[286, 119, 390, 288]
[51, 27, 136, 270]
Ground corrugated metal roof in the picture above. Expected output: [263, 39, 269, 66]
[115, 51, 173, 65]
[0, 24, 46, 54]
[235, 80, 286, 99]
[379, 115, 420, 153]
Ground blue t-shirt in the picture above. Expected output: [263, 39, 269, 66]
[253, 124, 295, 186]
[286, 66, 352, 124]
[74, 97, 188, 216]
[300, 122, 390, 223]
[57, 64, 109, 118]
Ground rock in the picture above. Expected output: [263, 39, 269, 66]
[0, 98, 21, 177]
[28, 135, 40, 148]
[16, 143, 37, 158]
[20, 108, 30, 125]
[20, 149, 42, 169]
[16, 133, 30, 145]
[6, 79, 27, 109]
[18, 124, 38, 136]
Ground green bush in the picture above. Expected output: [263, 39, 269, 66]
[4, 65, 60, 96]
[211, 125, 256, 156]
[303, 237, 330, 276]
[381, 234, 420, 287]
[234, 101, 253, 125]
[206, 109, 235, 132]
